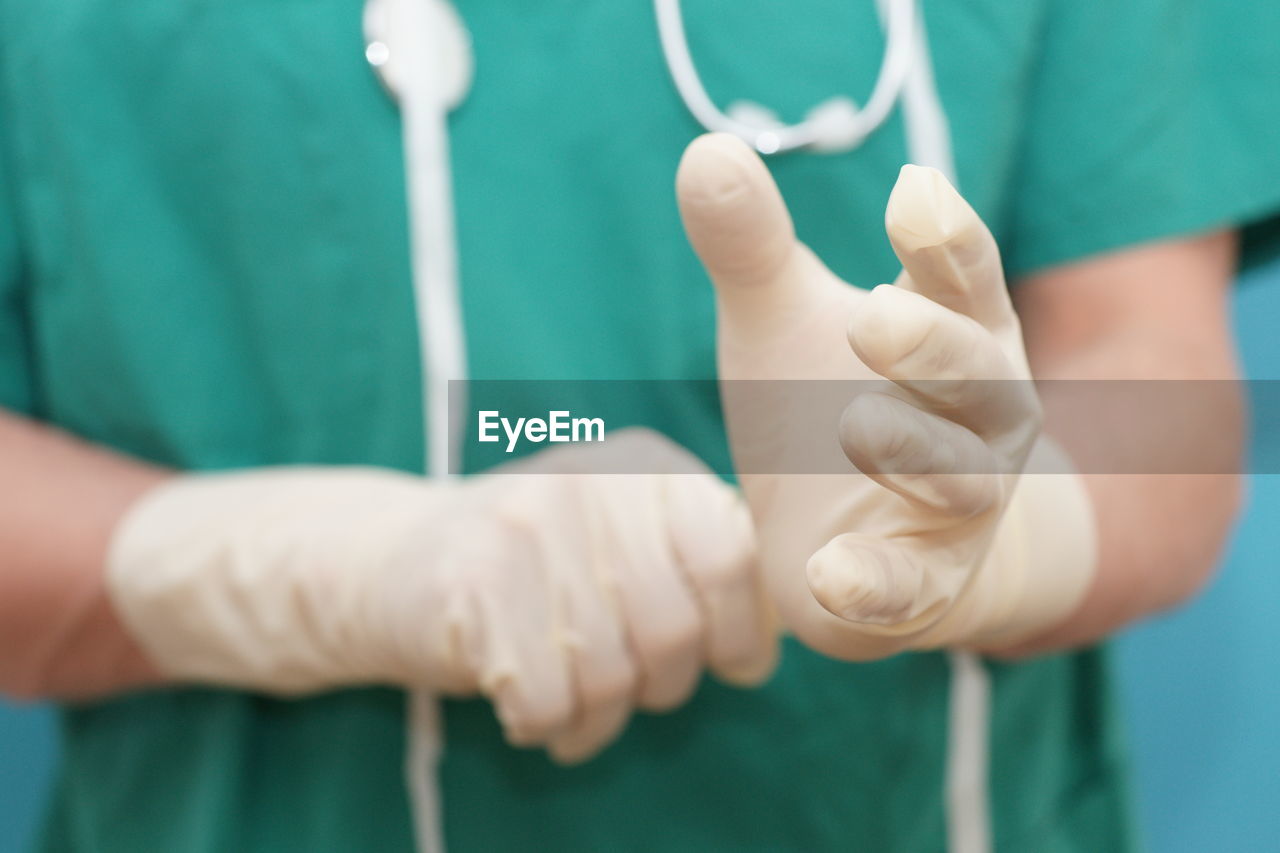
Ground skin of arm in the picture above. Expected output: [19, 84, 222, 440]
[0, 414, 168, 699]
[0, 232, 1243, 698]
[999, 229, 1244, 655]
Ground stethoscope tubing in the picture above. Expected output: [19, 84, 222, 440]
[653, 0, 917, 154]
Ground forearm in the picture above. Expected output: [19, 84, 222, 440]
[1009, 369, 1242, 654]
[0, 410, 170, 699]
[1031, 473, 1241, 652]
[1004, 232, 1242, 654]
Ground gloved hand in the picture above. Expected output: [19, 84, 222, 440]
[106, 428, 776, 763]
[676, 133, 1097, 660]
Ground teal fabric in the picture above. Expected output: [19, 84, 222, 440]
[1003, 0, 1280, 275]
[0, 0, 1277, 850]
[1193, 1, 1280, 270]
[0, 37, 32, 415]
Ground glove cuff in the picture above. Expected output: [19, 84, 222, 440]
[106, 468, 444, 693]
[966, 437, 1099, 649]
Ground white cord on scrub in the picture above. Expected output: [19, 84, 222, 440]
[654, 0, 917, 154]
[365, 0, 472, 850]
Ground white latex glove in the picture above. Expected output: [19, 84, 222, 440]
[676, 133, 1097, 660]
[106, 428, 776, 763]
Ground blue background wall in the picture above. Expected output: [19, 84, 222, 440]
[0, 705, 53, 852]
[3, 262, 1279, 851]
[1114, 260, 1280, 852]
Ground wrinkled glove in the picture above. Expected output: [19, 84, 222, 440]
[676, 133, 1096, 660]
[106, 428, 776, 762]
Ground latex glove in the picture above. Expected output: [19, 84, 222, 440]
[106, 428, 776, 763]
[676, 133, 1096, 659]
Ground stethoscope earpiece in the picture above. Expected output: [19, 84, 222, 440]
[728, 97, 868, 155]
[364, 0, 473, 108]
[804, 97, 866, 153]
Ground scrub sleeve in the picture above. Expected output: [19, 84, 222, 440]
[1004, 0, 1280, 278]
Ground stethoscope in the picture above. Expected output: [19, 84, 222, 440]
[655, 0, 917, 154]
[363, 0, 917, 156]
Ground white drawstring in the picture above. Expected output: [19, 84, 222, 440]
[397, 3, 469, 483]
[654, 0, 916, 154]
[894, 0, 954, 181]
[882, 2, 995, 847]
[379, 0, 471, 849]
[944, 651, 993, 853]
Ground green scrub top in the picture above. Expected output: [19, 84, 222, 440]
[2, 1, 1278, 851]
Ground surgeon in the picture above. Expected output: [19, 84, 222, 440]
[2, 1, 1279, 851]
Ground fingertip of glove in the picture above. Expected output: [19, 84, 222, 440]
[806, 536, 921, 625]
[846, 284, 936, 373]
[546, 739, 600, 767]
[713, 642, 779, 689]
[675, 132, 776, 220]
[885, 164, 975, 250]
